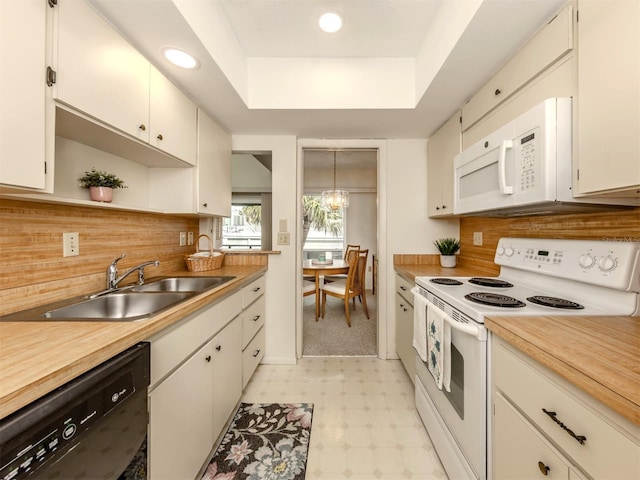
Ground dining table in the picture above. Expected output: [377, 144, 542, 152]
[303, 258, 350, 320]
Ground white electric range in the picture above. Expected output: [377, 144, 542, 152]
[413, 237, 640, 480]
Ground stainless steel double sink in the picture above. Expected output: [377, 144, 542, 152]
[1, 276, 235, 322]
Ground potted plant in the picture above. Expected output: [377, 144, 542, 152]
[434, 237, 461, 268]
[78, 167, 126, 203]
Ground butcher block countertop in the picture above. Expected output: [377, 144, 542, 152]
[486, 315, 640, 426]
[0, 265, 266, 420]
[394, 263, 498, 282]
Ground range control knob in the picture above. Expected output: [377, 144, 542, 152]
[598, 255, 617, 272]
[496, 246, 505, 256]
[578, 254, 595, 269]
[505, 247, 515, 257]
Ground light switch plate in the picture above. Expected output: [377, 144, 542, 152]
[473, 232, 483, 246]
[187, 232, 194, 245]
[179, 232, 187, 246]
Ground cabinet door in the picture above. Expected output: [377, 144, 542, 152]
[0, 0, 47, 190]
[197, 109, 232, 216]
[149, 341, 214, 480]
[55, 0, 150, 142]
[149, 66, 197, 165]
[212, 317, 242, 439]
[494, 392, 570, 480]
[576, 0, 640, 195]
[395, 292, 415, 383]
[427, 112, 460, 217]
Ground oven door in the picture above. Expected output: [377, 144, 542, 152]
[415, 317, 487, 479]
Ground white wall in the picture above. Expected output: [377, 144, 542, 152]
[384, 139, 459, 357]
[346, 192, 377, 290]
[231, 154, 271, 192]
[232, 135, 298, 365]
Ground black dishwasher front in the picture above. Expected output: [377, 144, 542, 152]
[0, 342, 150, 480]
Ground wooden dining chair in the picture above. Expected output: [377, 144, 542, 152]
[350, 249, 370, 319]
[324, 244, 360, 284]
[321, 250, 365, 327]
[303, 279, 316, 297]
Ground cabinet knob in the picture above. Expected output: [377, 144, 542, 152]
[436, 206, 440, 210]
[537, 461, 550, 476]
[157, 134, 163, 141]
[205, 355, 211, 362]
[253, 287, 261, 293]
[216, 345, 222, 351]
[494, 88, 502, 96]
[253, 315, 261, 322]
[139, 124, 146, 131]
[253, 349, 261, 358]
[442, 205, 446, 209]
[202, 203, 208, 208]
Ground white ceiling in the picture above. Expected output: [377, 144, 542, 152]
[88, 0, 566, 139]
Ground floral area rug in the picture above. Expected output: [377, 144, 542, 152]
[201, 403, 313, 480]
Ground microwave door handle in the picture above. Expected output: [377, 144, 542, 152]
[498, 139, 514, 194]
[441, 313, 483, 341]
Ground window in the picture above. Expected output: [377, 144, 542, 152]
[302, 195, 345, 260]
[223, 203, 262, 249]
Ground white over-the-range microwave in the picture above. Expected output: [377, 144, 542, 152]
[453, 97, 639, 216]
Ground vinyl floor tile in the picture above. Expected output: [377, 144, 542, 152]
[241, 357, 448, 480]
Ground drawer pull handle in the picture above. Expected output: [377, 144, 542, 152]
[157, 134, 163, 141]
[253, 315, 261, 322]
[139, 124, 146, 131]
[253, 287, 261, 292]
[253, 349, 261, 357]
[205, 355, 211, 362]
[216, 345, 222, 352]
[400, 286, 407, 291]
[537, 461, 550, 476]
[495, 88, 502, 96]
[542, 408, 587, 445]
[403, 308, 408, 312]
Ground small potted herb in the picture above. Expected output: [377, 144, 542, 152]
[434, 237, 461, 268]
[78, 167, 126, 203]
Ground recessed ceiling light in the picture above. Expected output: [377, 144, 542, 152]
[162, 47, 199, 69]
[319, 12, 343, 33]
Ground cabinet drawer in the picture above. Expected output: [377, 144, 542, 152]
[494, 392, 570, 479]
[242, 276, 265, 308]
[242, 295, 265, 348]
[494, 341, 640, 479]
[462, 4, 573, 131]
[148, 291, 242, 387]
[396, 275, 414, 305]
[242, 327, 265, 389]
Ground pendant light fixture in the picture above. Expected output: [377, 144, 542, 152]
[321, 151, 349, 210]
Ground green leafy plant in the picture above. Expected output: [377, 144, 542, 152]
[78, 167, 127, 189]
[433, 237, 461, 255]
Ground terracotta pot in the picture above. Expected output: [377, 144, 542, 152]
[440, 254, 457, 268]
[89, 186, 113, 203]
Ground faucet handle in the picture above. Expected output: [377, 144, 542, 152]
[111, 253, 126, 266]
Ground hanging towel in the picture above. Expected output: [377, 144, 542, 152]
[426, 300, 452, 392]
[412, 287, 428, 362]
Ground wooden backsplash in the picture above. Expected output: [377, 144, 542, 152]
[459, 208, 640, 272]
[0, 199, 200, 315]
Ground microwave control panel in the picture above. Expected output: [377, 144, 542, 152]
[517, 128, 540, 192]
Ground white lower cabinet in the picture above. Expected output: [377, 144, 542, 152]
[395, 274, 415, 383]
[149, 339, 216, 480]
[211, 318, 242, 438]
[492, 336, 640, 480]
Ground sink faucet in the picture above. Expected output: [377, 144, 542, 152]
[107, 254, 160, 289]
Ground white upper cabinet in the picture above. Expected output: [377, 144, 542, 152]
[55, 0, 150, 144]
[149, 66, 197, 165]
[428, 111, 460, 217]
[575, 0, 640, 196]
[0, 0, 51, 191]
[54, 0, 196, 166]
[197, 110, 232, 216]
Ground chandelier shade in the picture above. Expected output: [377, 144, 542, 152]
[321, 151, 349, 210]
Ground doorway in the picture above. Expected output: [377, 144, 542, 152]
[300, 147, 378, 356]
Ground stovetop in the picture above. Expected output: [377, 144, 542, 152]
[416, 238, 640, 324]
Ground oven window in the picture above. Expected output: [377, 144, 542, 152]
[444, 343, 464, 419]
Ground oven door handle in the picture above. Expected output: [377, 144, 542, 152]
[441, 313, 484, 341]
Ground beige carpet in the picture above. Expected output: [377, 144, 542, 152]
[302, 290, 377, 356]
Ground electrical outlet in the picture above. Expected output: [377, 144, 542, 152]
[277, 232, 290, 245]
[187, 232, 194, 245]
[179, 232, 187, 246]
[473, 232, 483, 246]
[63, 232, 79, 257]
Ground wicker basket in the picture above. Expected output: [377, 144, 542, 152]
[184, 234, 224, 272]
